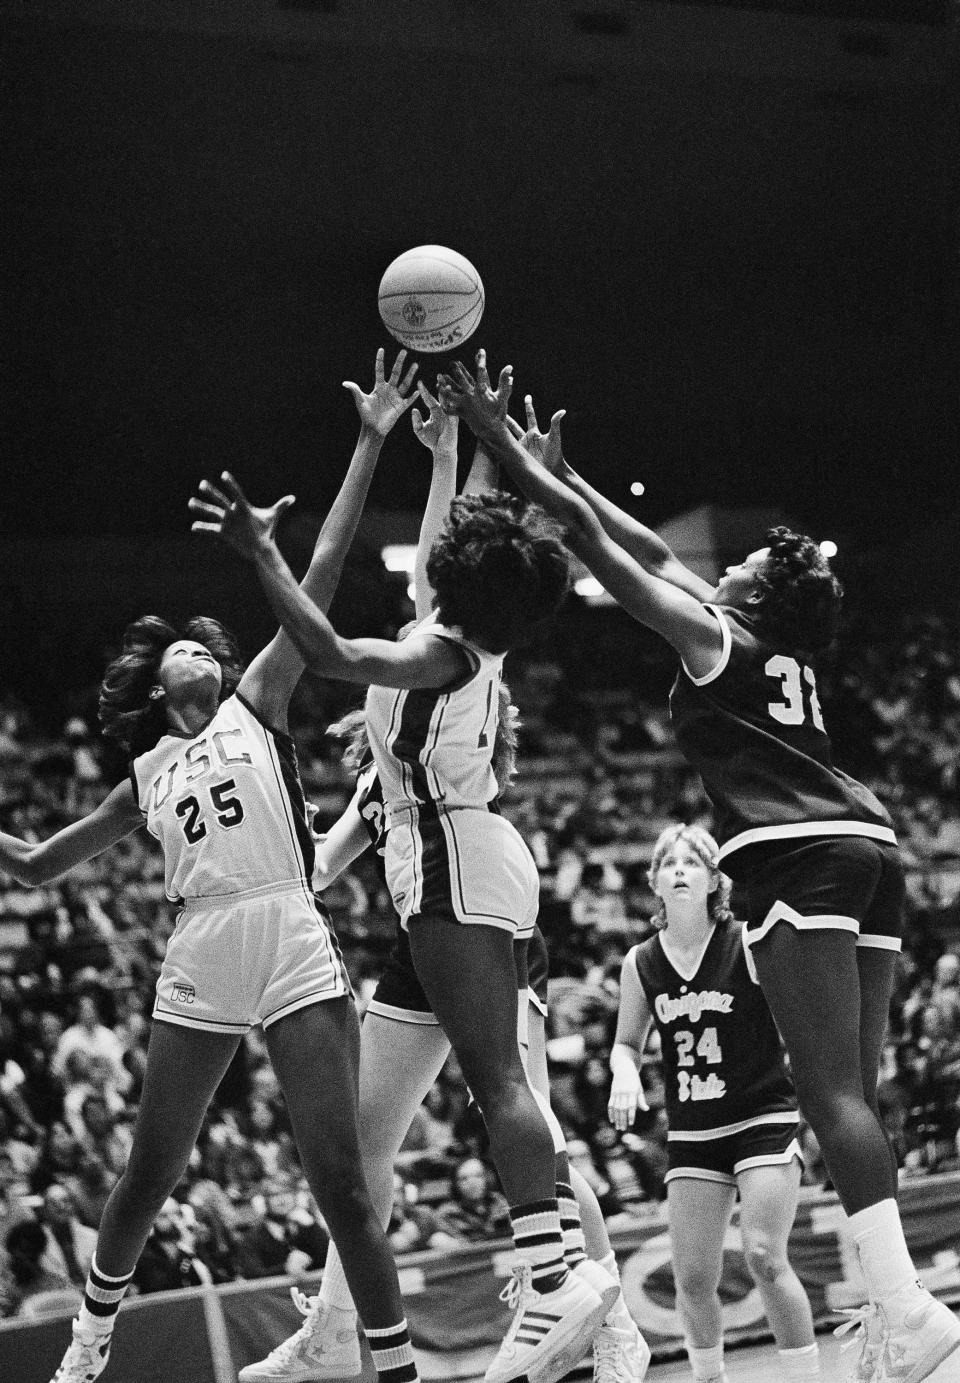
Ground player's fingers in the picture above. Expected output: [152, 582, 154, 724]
[411, 408, 425, 434]
[374, 347, 385, 382]
[272, 494, 296, 515]
[219, 471, 249, 506]
[398, 361, 419, 396]
[497, 367, 513, 407]
[191, 520, 223, 535]
[188, 499, 225, 521]
[417, 380, 439, 409]
[549, 409, 566, 435]
[342, 381, 363, 402]
[451, 361, 474, 388]
[524, 394, 539, 432]
[505, 413, 525, 440]
[388, 349, 408, 387]
[198, 479, 232, 509]
[474, 347, 489, 387]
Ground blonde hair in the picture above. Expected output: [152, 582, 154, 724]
[646, 823, 733, 931]
[326, 680, 520, 796]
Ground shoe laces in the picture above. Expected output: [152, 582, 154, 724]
[834, 1304, 886, 1380]
[56, 1330, 109, 1380]
[498, 1263, 538, 1348]
[261, 1289, 322, 1365]
[592, 1333, 624, 1383]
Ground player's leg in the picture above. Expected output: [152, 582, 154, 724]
[315, 1011, 451, 1317]
[667, 1175, 735, 1383]
[51, 1021, 241, 1383]
[264, 998, 419, 1383]
[526, 1003, 650, 1382]
[410, 916, 608, 1383]
[736, 1159, 821, 1379]
[843, 848, 960, 1383]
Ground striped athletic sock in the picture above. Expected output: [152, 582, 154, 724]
[510, 1199, 568, 1295]
[556, 1180, 587, 1269]
[77, 1255, 133, 1335]
[367, 1319, 418, 1383]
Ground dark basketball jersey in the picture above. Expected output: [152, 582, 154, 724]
[669, 604, 896, 873]
[631, 922, 796, 1137]
[356, 762, 387, 867]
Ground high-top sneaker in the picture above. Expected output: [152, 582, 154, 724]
[484, 1262, 608, 1383]
[238, 1290, 362, 1382]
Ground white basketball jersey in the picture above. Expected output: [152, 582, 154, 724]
[131, 693, 315, 902]
[364, 616, 503, 810]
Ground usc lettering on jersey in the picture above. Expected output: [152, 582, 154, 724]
[631, 922, 796, 1139]
[131, 693, 315, 902]
[364, 615, 502, 811]
[670, 604, 896, 872]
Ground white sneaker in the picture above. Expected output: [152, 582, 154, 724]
[484, 1263, 608, 1383]
[50, 1322, 112, 1383]
[835, 1303, 887, 1383]
[878, 1291, 960, 1382]
[238, 1290, 362, 1382]
[574, 1259, 623, 1318]
[592, 1320, 651, 1382]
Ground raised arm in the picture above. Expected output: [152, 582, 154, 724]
[191, 473, 468, 692]
[411, 381, 458, 620]
[312, 783, 371, 889]
[608, 950, 653, 1131]
[516, 394, 713, 602]
[437, 356, 724, 676]
[0, 779, 142, 886]
[196, 349, 419, 727]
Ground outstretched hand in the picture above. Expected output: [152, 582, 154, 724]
[343, 348, 419, 436]
[436, 348, 513, 440]
[514, 394, 566, 475]
[411, 380, 459, 452]
[189, 472, 294, 561]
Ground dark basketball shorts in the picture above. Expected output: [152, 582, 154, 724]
[738, 836, 904, 961]
[665, 1113, 802, 1187]
[366, 923, 550, 1027]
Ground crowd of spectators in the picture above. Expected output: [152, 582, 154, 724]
[0, 608, 958, 1316]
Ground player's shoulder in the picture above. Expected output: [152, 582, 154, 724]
[626, 935, 659, 969]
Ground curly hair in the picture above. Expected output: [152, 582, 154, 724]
[750, 527, 843, 657]
[425, 492, 570, 653]
[646, 822, 734, 931]
[328, 678, 520, 796]
[98, 615, 244, 756]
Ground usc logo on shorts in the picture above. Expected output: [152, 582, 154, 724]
[170, 982, 196, 1005]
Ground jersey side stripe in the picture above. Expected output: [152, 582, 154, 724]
[252, 713, 313, 885]
[392, 688, 445, 803]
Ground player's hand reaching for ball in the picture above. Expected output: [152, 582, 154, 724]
[343, 348, 419, 437]
[189, 472, 294, 561]
[513, 393, 567, 476]
[437, 348, 513, 441]
[411, 381, 458, 454]
[607, 1065, 648, 1132]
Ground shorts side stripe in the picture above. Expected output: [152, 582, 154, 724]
[665, 1167, 736, 1187]
[262, 986, 347, 1028]
[747, 899, 860, 950]
[366, 999, 441, 1026]
[857, 933, 902, 951]
[734, 1139, 803, 1176]
[153, 1008, 249, 1035]
[439, 813, 520, 925]
[668, 1111, 799, 1141]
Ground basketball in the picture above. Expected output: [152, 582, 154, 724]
[377, 245, 484, 353]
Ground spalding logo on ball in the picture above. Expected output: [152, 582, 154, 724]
[378, 246, 484, 353]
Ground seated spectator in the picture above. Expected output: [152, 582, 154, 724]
[236, 1176, 317, 1279]
[37, 1182, 97, 1288]
[386, 1172, 457, 1255]
[3, 1217, 81, 1319]
[132, 1198, 213, 1295]
[74, 1090, 131, 1185]
[63, 1052, 127, 1143]
[435, 1157, 512, 1243]
[51, 993, 129, 1096]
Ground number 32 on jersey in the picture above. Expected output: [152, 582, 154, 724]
[766, 655, 825, 730]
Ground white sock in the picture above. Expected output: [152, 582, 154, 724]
[317, 1244, 358, 1316]
[687, 1339, 724, 1380]
[848, 1199, 923, 1315]
[778, 1342, 822, 1379]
